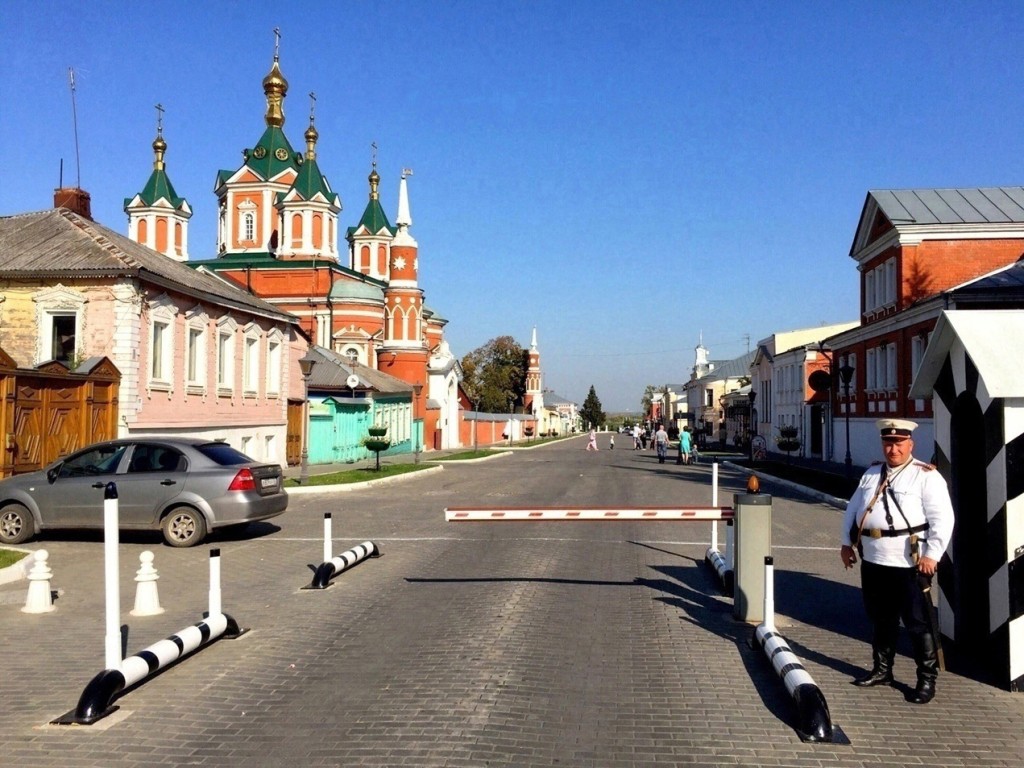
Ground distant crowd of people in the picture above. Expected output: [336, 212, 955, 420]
[584, 423, 697, 465]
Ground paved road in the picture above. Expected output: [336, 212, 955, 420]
[1, 439, 1022, 767]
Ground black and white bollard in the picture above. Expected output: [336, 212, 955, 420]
[753, 556, 834, 743]
[704, 463, 734, 594]
[54, 548, 243, 725]
[308, 540, 380, 590]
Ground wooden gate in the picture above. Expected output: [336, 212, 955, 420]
[0, 348, 120, 477]
[286, 399, 304, 466]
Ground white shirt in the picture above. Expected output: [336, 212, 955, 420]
[841, 457, 955, 567]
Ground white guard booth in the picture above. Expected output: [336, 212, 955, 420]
[910, 309, 1024, 691]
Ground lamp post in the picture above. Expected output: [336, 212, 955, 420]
[747, 390, 757, 461]
[472, 398, 480, 451]
[298, 350, 318, 485]
[412, 383, 423, 463]
[838, 361, 855, 478]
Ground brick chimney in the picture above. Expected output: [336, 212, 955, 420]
[53, 187, 92, 219]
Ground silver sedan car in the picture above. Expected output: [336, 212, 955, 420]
[0, 437, 288, 547]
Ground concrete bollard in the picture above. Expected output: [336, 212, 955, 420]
[130, 551, 164, 617]
[22, 549, 55, 614]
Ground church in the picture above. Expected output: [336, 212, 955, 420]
[123, 39, 467, 452]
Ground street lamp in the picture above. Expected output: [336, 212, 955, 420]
[747, 390, 757, 461]
[298, 349, 318, 485]
[412, 382, 423, 463]
[838, 361, 855, 478]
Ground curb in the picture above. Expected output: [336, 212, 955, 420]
[432, 451, 512, 464]
[285, 463, 444, 495]
[0, 546, 33, 585]
[721, 461, 848, 510]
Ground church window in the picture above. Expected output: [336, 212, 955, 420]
[312, 214, 323, 249]
[156, 217, 169, 254]
[291, 213, 303, 248]
[243, 212, 255, 243]
[138, 218, 148, 245]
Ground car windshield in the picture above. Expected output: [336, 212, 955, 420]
[195, 442, 255, 466]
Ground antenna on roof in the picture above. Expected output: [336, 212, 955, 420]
[67, 67, 82, 188]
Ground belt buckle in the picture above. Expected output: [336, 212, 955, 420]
[868, 529, 883, 539]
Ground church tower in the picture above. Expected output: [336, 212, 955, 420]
[380, 170, 426, 367]
[213, 34, 339, 260]
[124, 106, 192, 261]
[524, 327, 544, 414]
[275, 94, 342, 259]
[347, 154, 395, 281]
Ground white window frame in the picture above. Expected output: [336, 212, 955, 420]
[147, 294, 178, 392]
[184, 306, 209, 391]
[266, 329, 283, 397]
[242, 322, 261, 396]
[33, 284, 86, 366]
[865, 349, 877, 391]
[216, 316, 238, 393]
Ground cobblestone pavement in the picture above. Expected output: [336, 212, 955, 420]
[1, 439, 1022, 767]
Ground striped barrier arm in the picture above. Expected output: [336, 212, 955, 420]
[444, 507, 734, 522]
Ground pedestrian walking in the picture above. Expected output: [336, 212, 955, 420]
[677, 427, 692, 465]
[609, 435, 615, 450]
[654, 423, 669, 464]
[840, 419, 954, 704]
[633, 425, 642, 450]
[586, 428, 599, 451]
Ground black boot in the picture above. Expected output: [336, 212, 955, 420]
[853, 646, 895, 687]
[909, 634, 939, 704]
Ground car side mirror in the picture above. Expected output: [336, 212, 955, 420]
[47, 465, 61, 484]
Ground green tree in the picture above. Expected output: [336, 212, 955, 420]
[640, 384, 656, 415]
[580, 385, 605, 429]
[460, 335, 528, 413]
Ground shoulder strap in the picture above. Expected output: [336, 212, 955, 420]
[853, 467, 888, 549]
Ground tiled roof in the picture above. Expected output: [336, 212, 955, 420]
[0, 208, 296, 324]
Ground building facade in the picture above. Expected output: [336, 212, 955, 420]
[125, 44, 463, 455]
[823, 188, 1024, 467]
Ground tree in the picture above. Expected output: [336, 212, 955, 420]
[459, 335, 528, 413]
[580, 385, 605, 429]
[640, 385, 656, 415]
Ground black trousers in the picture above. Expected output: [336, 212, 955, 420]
[860, 560, 931, 648]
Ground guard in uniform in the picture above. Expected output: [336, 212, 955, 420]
[840, 419, 954, 704]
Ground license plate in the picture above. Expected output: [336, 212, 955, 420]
[261, 477, 278, 489]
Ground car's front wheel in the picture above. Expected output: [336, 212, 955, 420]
[161, 507, 207, 548]
[0, 503, 33, 545]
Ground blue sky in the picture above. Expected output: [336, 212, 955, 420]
[4, 2, 1024, 412]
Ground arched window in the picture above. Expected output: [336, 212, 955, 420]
[291, 213, 303, 248]
[312, 214, 323, 249]
[243, 212, 255, 243]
